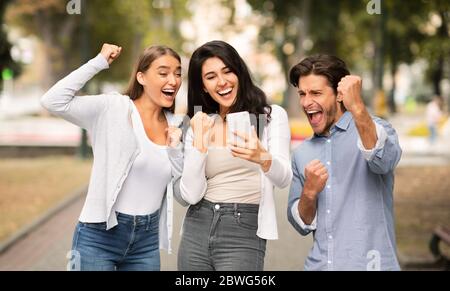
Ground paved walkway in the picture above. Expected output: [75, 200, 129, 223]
[0, 187, 312, 271]
[0, 194, 83, 270]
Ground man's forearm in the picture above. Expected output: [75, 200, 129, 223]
[298, 193, 317, 225]
[352, 107, 377, 150]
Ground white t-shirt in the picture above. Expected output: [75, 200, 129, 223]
[114, 103, 172, 215]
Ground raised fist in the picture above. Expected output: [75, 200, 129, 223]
[337, 75, 364, 114]
[100, 43, 122, 65]
[166, 126, 182, 148]
[190, 112, 214, 153]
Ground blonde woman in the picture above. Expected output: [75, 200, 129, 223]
[41, 43, 183, 270]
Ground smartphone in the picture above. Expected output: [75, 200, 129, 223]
[226, 111, 252, 147]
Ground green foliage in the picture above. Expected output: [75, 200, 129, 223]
[248, 0, 449, 99]
[0, 0, 21, 86]
[6, 0, 189, 85]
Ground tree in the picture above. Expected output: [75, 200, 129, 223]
[381, 0, 449, 111]
[6, 0, 189, 87]
[0, 0, 21, 91]
[248, 0, 358, 115]
[420, 0, 450, 98]
[249, 0, 450, 115]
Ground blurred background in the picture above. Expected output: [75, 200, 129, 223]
[0, 0, 449, 271]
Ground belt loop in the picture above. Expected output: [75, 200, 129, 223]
[146, 214, 150, 231]
[234, 203, 238, 217]
[133, 215, 137, 226]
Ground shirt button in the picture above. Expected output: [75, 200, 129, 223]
[327, 139, 331, 143]
[326, 161, 331, 165]
[327, 185, 331, 189]
[329, 235, 333, 240]
[214, 204, 220, 210]
[327, 209, 331, 214]
[328, 260, 332, 264]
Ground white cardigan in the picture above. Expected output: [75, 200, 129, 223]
[178, 105, 292, 240]
[40, 54, 183, 253]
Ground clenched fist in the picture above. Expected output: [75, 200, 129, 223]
[303, 159, 328, 199]
[166, 126, 182, 148]
[191, 112, 215, 153]
[337, 75, 365, 114]
[100, 43, 122, 65]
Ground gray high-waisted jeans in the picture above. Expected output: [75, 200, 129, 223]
[178, 199, 266, 271]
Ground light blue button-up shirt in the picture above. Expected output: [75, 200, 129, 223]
[287, 111, 402, 270]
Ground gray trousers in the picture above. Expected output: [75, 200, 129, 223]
[178, 199, 266, 271]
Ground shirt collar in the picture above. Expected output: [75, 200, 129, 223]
[334, 111, 352, 131]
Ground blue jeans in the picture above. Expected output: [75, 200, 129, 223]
[70, 211, 160, 271]
[178, 199, 266, 271]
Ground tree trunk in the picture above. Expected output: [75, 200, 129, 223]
[286, 0, 311, 118]
[35, 9, 58, 88]
[431, 55, 443, 96]
[372, 0, 387, 118]
[431, 10, 448, 98]
[388, 60, 397, 114]
[315, 0, 339, 55]
[59, 15, 77, 76]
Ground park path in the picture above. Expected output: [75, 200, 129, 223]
[0, 187, 312, 271]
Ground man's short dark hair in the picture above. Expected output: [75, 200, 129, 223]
[289, 55, 350, 95]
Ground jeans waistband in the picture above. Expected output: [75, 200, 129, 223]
[197, 199, 259, 213]
[116, 210, 159, 226]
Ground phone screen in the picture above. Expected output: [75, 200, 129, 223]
[226, 111, 251, 147]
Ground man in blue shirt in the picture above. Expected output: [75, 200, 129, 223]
[287, 55, 402, 270]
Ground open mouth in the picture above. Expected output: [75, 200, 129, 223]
[306, 109, 324, 126]
[217, 87, 233, 98]
[162, 88, 176, 100]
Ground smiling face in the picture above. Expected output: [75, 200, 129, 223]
[137, 55, 182, 108]
[298, 74, 344, 135]
[201, 57, 239, 116]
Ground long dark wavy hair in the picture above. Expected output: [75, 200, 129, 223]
[124, 45, 181, 113]
[187, 40, 271, 134]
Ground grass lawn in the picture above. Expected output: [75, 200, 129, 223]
[0, 156, 92, 242]
[394, 165, 450, 261]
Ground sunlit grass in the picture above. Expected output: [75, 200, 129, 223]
[394, 166, 450, 260]
[0, 156, 92, 242]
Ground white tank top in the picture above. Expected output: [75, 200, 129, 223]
[114, 103, 171, 215]
[205, 148, 261, 204]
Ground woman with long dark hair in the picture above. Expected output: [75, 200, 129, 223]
[176, 40, 292, 270]
[41, 43, 183, 270]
